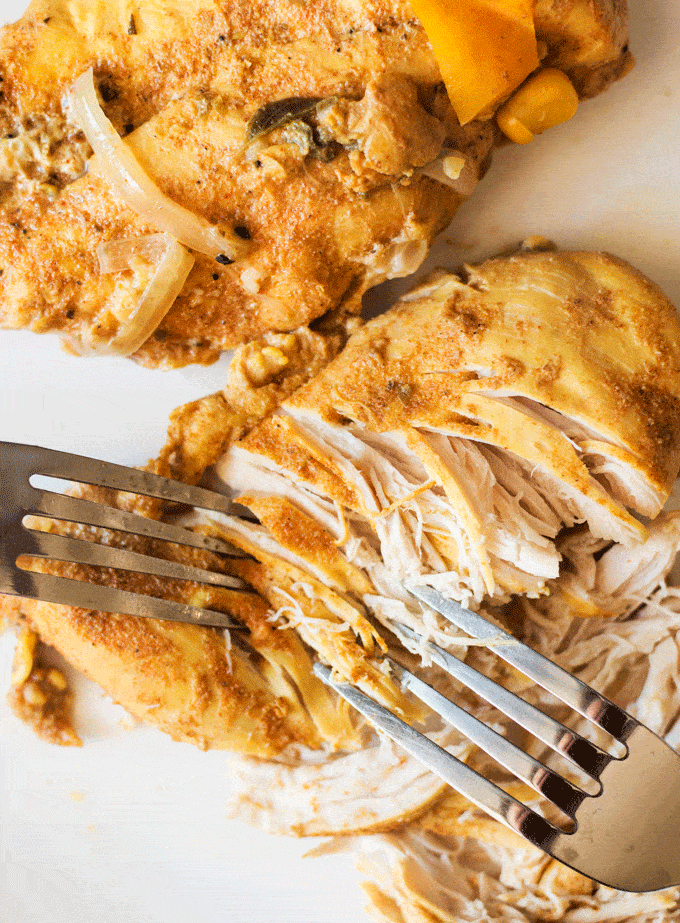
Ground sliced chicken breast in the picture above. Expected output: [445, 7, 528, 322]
[5, 244, 680, 923]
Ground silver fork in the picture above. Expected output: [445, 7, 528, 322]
[315, 584, 680, 893]
[3, 443, 680, 891]
[0, 441, 244, 628]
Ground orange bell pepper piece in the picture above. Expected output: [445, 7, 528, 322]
[409, 0, 540, 124]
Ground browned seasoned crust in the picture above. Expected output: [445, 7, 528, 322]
[0, 0, 630, 130]
[156, 325, 350, 481]
[1, 317, 363, 755]
[0, 0, 632, 366]
[287, 250, 680, 494]
[6, 626, 81, 746]
[535, 0, 632, 96]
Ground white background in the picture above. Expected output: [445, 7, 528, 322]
[2, 0, 680, 920]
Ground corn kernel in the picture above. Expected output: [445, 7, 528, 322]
[38, 182, 58, 199]
[244, 345, 289, 386]
[442, 154, 466, 181]
[47, 668, 68, 691]
[23, 682, 47, 706]
[497, 68, 579, 145]
[520, 235, 557, 252]
[260, 346, 289, 369]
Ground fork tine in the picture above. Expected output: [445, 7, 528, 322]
[389, 660, 590, 816]
[406, 584, 638, 744]
[396, 623, 612, 781]
[8, 569, 239, 629]
[313, 663, 560, 852]
[20, 529, 247, 591]
[25, 488, 247, 559]
[20, 442, 241, 515]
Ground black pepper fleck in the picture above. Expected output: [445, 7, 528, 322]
[66, 309, 75, 319]
[216, 254, 233, 265]
[254, 159, 262, 168]
[234, 225, 251, 240]
[218, 34, 226, 41]
[212, 273, 219, 281]
[100, 83, 118, 103]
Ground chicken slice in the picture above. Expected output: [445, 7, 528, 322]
[352, 828, 677, 923]
[209, 247, 680, 719]
[7, 244, 680, 923]
[4, 498, 368, 756]
[289, 251, 680, 510]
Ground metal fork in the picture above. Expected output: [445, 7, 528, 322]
[315, 584, 680, 893]
[3, 443, 680, 890]
[0, 441, 244, 628]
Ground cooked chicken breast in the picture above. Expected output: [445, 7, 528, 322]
[5, 243, 680, 759]
[0, 0, 631, 365]
[220, 248, 680, 614]
[5, 243, 680, 920]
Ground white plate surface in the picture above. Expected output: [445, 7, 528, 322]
[2, 2, 680, 920]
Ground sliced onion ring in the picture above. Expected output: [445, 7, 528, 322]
[69, 68, 244, 261]
[69, 233, 194, 357]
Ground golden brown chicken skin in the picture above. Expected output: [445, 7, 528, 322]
[0, 0, 631, 366]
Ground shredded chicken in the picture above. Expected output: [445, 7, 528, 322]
[229, 511, 680, 923]
[5, 245, 680, 922]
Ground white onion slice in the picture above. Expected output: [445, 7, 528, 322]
[71, 233, 194, 357]
[418, 150, 478, 199]
[96, 232, 172, 273]
[69, 68, 243, 261]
